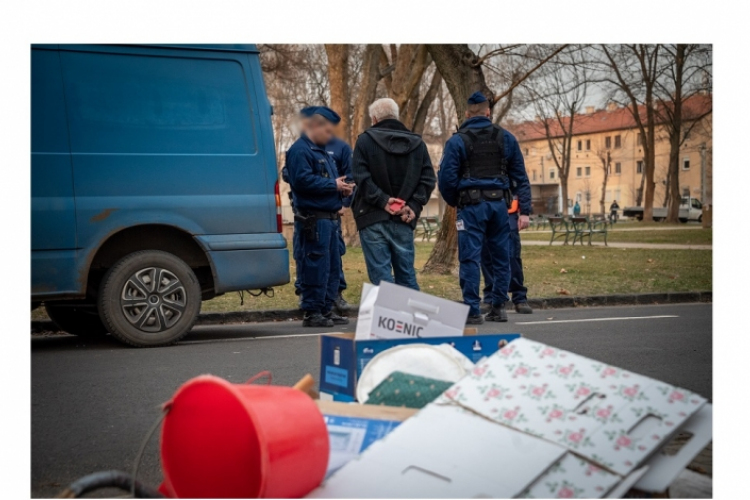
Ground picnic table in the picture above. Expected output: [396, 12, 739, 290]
[570, 216, 609, 246]
[416, 216, 441, 241]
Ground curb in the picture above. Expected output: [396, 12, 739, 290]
[31, 291, 712, 333]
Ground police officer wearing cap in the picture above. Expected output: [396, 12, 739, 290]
[285, 107, 355, 327]
[438, 91, 531, 324]
[286, 107, 353, 315]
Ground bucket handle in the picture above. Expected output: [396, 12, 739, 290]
[245, 370, 273, 385]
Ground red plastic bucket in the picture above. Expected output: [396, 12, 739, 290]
[160, 374, 329, 498]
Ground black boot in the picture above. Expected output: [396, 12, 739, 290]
[302, 313, 334, 327]
[466, 314, 485, 325]
[334, 293, 350, 314]
[480, 302, 492, 315]
[324, 311, 350, 325]
[486, 303, 508, 322]
[514, 302, 533, 314]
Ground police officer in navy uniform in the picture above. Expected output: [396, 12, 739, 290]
[480, 185, 533, 314]
[287, 107, 353, 315]
[285, 107, 354, 327]
[438, 92, 531, 324]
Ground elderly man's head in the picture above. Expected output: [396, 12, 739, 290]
[368, 98, 400, 125]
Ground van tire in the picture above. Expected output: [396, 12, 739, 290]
[45, 301, 107, 337]
[98, 250, 201, 347]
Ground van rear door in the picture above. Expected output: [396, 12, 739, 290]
[31, 47, 80, 296]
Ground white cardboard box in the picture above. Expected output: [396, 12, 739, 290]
[355, 282, 470, 340]
[310, 338, 711, 498]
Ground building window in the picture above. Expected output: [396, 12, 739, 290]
[605, 136, 612, 149]
[682, 187, 690, 197]
[636, 160, 644, 174]
[586, 139, 591, 151]
[576, 167, 582, 177]
[614, 135, 622, 148]
[524, 148, 529, 156]
[585, 166, 591, 177]
[637, 133, 644, 146]
[577, 140, 582, 151]
[550, 169, 555, 179]
[682, 158, 691, 171]
[614, 162, 621, 174]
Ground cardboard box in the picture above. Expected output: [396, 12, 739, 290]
[355, 282, 470, 340]
[319, 332, 521, 401]
[311, 338, 711, 498]
[316, 401, 416, 478]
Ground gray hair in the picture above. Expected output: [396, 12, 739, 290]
[369, 98, 399, 122]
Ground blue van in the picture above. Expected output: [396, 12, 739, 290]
[32, 44, 289, 346]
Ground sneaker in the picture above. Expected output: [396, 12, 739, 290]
[302, 313, 334, 328]
[486, 303, 509, 322]
[515, 302, 533, 314]
[466, 314, 485, 325]
[334, 293, 350, 314]
[480, 302, 492, 315]
[324, 311, 350, 326]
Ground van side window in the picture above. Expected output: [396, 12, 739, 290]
[61, 51, 257, 155]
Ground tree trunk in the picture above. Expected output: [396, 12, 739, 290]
[324, 44, 358, 245]
[423, 206, 459, 275]
[665, 45, 686, 224]
[412, 70, 442, 134]
[559, 171, 569, 217]
[423, 45, 494, 275]
[351, 44, 384, 144]
[599, 152, 610, 215]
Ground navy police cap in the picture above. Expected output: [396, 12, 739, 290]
[467, 91, 488, 105]
[314, 106, 341, 125]
[300, 106, 318, 117]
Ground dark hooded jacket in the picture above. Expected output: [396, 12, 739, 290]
[351, 119, 436, 231]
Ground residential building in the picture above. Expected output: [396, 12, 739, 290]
[506, 94, 712, 215]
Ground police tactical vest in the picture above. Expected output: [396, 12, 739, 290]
[456, 125, 508, 180]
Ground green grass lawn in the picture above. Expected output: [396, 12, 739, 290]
[521, 227, 712, 245]
[199, 242, 711, 313]
[31, 239, 712, 321]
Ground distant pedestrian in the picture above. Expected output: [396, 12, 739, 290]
[573, 201, 581, 216]
[351, 98, 436, 289]
[609, 200, 620, 224]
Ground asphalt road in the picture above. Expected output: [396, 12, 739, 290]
[31, 302, 712, 498]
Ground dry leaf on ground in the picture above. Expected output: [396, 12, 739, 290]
[560, 268, 567, 274]
[557, 288, 571, 295]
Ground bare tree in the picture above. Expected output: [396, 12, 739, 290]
[596, 149, 611, 215]
[653, 44, 712, 222]
[601, 44, 662, 222]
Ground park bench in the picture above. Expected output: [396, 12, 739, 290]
[532, 215, 548, 231]
[417, 216, 440, 241]
[570, 216, 609, 246]
[547, 217, 573, 245]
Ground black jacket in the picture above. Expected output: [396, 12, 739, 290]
[351, 119, 436, 231]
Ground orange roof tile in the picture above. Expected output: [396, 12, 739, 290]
[506, 94, 712, 143]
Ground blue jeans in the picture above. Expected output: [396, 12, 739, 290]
[482, 213, 527, 305]
[458, 200, 510, 316]
[360, 220, 419, 290]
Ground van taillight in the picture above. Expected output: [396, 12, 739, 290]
[274, 181, 282, 233]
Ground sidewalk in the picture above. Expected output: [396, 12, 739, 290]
[522, 240, 712, 250]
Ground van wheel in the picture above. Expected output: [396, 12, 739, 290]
[98, 250, 201, 347]
[45, 301, 107, 337]
[679, 218, 688, 223]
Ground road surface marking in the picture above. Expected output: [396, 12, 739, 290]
[179, 332, 328, 345]
[517, 315, 678, 326]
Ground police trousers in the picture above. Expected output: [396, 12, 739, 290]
[294, 218, 341, 314]
[482, 212, 527, 304]
[457, 199, 510, 316]
[295, 218, 347, 295]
